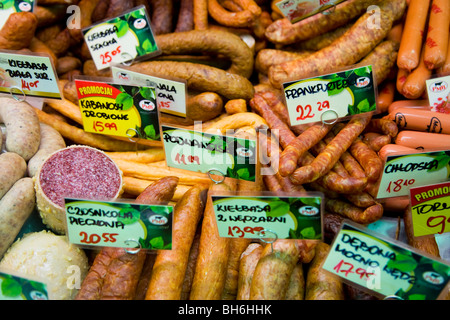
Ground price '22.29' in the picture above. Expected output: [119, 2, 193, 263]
[296, 100, 330, 121]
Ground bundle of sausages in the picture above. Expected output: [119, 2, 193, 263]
[0, 0, 449, 300]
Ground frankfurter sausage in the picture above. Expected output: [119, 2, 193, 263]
[438, 32, 450, 75]
[268, 0, 406, 88]
[0, 177, 35, 258]
[396, 68, 410, 95]
[395, 130, 450, 150]
[305, 242, 344, 300]
[236, 243, 263, 300]
[378, 143, 416, 160]
[397, 0, 430, 71]
[27, 123, 66, 177]
[423, 0, 450, 70]
[389, 107, 450, 134]
[0, 97, 41, 161]
[145, 185, 206, 300]
[402, 43, 433, 99]
[0, 152, 26, 200]
[388, 99, 430, 114]
[265, 0, 381, 45]
[377, 81, 396, 113]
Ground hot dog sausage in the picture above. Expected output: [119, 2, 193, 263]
[388, 99, 430, 114]
[394, 130, 450, 150]
[389, 108, 450, 134]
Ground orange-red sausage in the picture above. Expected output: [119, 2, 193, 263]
[378, 143, 416, 160]
[388, 99, 430, 114]
[395, 130, 450, 149]
[388, 107, 450, 134]
[397, 0, 431, 71]
[377, 81, 396, 113]
[423, 0, 450, 70]
[402, 43, 433, 99]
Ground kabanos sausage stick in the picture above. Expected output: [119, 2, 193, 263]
[397, 0, 430, 71]
[388, 107, 450, 134]
[189, 179, 238, 300]
[402, 43, 433, 99]
[278, 123, 334, 177]
[250, 240, 302, 300]
[145, 185, 207, 300]
[305, 242, 344, 300]
[236, 243, 263, 300]
[193, 0, 208, 30]
[76, 177, 179, 300]
[424, 0, 450, 70]
[268, 0, 406, 88]
[289, 115, 372, 185]
[265, 0, 381, 45]
[394, 130, 450, 150]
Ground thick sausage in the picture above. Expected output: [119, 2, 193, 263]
[285, 263, 305, 300]
[236, 243, 263, 300]
[0, 12, 37, 50]
[181, 230, 201, 300]
[362, 132, 392, 152]
[305, 242, 344, 300]
[189, 179, 238, 300]
[207, 0, 260, 28]
[75, 176, 178, 300]
[396, 68, 410, 95]
[265, 0, 382, 45]
[0, 177, 35, 258]
[402, 43, 433, 99]
[378, 143, 416, 160]
[155, 29, 254, 78]
[27, 123, 66, 177]
[255, 49, 310, 76]
[358, 40, 399, 85]
[149, 0, 174, 35]
[423, 0, 450, 70]
[250, 240, 302, 300]
[0, 152, 26, 199]
[145, 185, 206, 300]
[325, 198, 383, 224]
[377, 81, 396, 113]
[394, 130, 450, 149]
[364, 118, 398, 138]
[349, 137, 384, 182]
[389, 108, 450, 134]
[0, 97, 41, 161]
[289, 115, 372, 185]
[175, 0, 194, 32]
[397, 0, 431, 71]
[127, 60, 254, 100]
[388, 99, 430, 114]
[268, 0, 406, 88]
[193, 0, 208, 30]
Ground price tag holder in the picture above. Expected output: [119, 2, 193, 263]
[111, 66, 187, 118]
[276, 0, 347, 24]
[82, 5, 160, 71]
[64, 198, 173, 251]
[282, 65, 377, 126]
[409, 181, 450, 237]
[75, 78, 160, 141]
[322, 221, 450, 300]
[211, 191, 323, 240]
[376, 149, 450, 199]
[162, 125, 257, 182]
[0, 1, 35, 30]
[0, 270, 48, 300]
[426, 75, 450, 113]
[0, 50, 61, 100]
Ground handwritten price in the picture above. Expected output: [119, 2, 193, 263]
[227, 226, 264, 238]
[385, 178, 415, 194]
[79, 232, 118, 244]
[174, 153, 200, 165]
[296, 100, 330, 121]
[93, 120, 118, 132]
[100, 46, 122, 65]
[333, 259, 375, 280]
[427, 215, 450, 234]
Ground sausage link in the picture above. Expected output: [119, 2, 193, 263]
[0, 152, 27, 199]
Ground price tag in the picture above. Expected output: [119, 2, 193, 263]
[426, 75, 450, 113]
[376, 150, 450, 199]
[409, 181, 450, 237]
[0, 271, 48, 300]
[322, 222, 450, 300]
[111, 66, 187, 118]
[64, 198, 173, 250]
[82, 6, 160, 70]
[0, 51, 61, 99]
[283, 65, 377, 126]
[162, 125, 257, 182]
[211, 193, 323, 240]
[276, 0, 347, 23]
[0, 1, 35, 30]
[75, 78, 160, 140]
